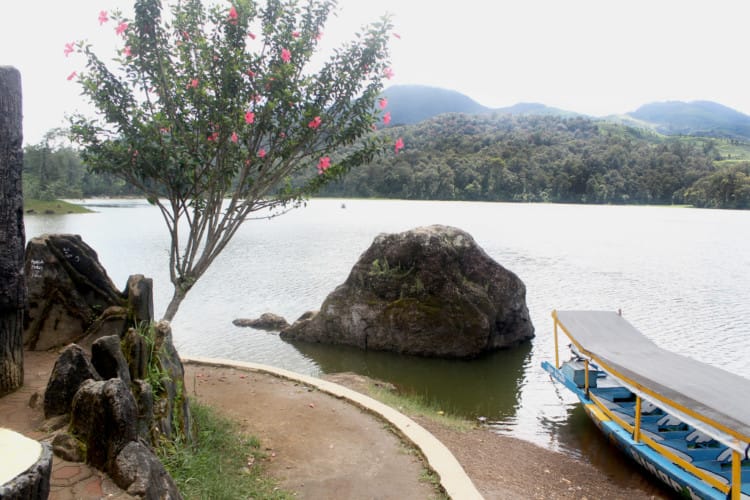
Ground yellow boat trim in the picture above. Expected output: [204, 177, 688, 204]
[552, 310, 750, 447]
[584, 403, 609, 423]
[589, 392, 730, 494]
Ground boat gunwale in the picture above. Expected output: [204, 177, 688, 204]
[552, 309, 750, 453]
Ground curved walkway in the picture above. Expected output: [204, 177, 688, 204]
[183, 355, 483, 500]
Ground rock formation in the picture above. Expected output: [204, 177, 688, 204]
[24, 234, 124, 350]
[23, 232, 157, 353]
[43, 321, 188, 498]
[281, 225, 534, 358]
[233, 312, 290, 331]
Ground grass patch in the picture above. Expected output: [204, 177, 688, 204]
[23, 199, 91, 214]
[157, 401, 292, 500]
[369, 385, 473, 432]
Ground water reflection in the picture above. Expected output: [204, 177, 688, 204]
[550, 405, 676, 496]
[289, 339, 532, 420]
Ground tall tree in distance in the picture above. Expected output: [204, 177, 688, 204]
[68, 0, 397, 320]
[0, 66, 26, 395]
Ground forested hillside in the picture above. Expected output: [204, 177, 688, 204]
[24, 114, 750, 209]
[320, 114, 750, 208]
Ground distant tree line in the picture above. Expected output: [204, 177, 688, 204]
[22, 130, 138, 200]
[319, 114, 750, 208]
[24, 116, 750, 209]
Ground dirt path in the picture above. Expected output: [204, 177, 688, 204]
[185, 363, 438, 499]
[2, 352, 672, 499]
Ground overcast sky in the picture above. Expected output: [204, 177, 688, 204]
[2, 0, 748, 144]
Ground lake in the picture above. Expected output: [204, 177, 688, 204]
[25, 198, 750, 489]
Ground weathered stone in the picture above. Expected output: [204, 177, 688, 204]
[70, 378, 138, 471]
[24, 234, 125, 351]
[233, 312, 289, 331]
[112, 441, 182, 499]
[282, 225, 535, 358]
[51, 432, 85, 462]
[125, 274, 154, 324]
[132, 380, 154, 443]
[122, 327, 148, 381]
[91, 335, 132, 385]
[151, 321, 192, 443]
[43, 344, 101, 418]
[78, 305, 129, 351]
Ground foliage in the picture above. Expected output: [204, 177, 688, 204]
[320, 113, 731, 206]
[22, 199, 91, 214]
[67, 0, 394, 319]
[157, 400, 292, 499]
[683, 163, 750, 209]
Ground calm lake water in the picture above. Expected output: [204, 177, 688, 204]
[25, 198, 750, 491]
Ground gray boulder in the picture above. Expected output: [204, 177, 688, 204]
[91, 335, 132, 385]
[43, 344, 101, 418]
[70, 378, 138, 471]
[233, 312, 289, 331]
[112, 441, 182, 499]
[281, 225, 534, 358]
[24, 234, 124, 350]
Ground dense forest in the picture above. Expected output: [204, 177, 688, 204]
[320, 114, 750, 208]
[23, 115, 750, 209]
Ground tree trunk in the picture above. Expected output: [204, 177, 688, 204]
[0, 66, 25, 396]
[162, 286, 187, 322]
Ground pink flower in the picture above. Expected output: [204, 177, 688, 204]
[228, 6, 238, 23]
[383, 112, 391, 125]
[188, 78, 199, 89]
[64, 42, 74, 57]
[383, 67, 395, 79]
[248, 32, 256, 40]
[258, 148, 267, 158]
[124, 46, 132, 57]
[378, 97, 388, 110]
[246, 69, 256, 77]
[231, 131, 238, 143]
[244, 111, 255, 124]
[281, 48, 291, 63]
[98, 10, 108, 25]
[315, 31, 323, 41]
[317, 156, 331, 174]
[394, 137, 404, 153]
[66, 71, 77, 81]
[292, 31, 300, 38]
[115, 21, 128, 36]
[308, 116, 322, 129]
[393, 32, 401, 39]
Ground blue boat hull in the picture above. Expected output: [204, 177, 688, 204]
[542, 361, 730, 500]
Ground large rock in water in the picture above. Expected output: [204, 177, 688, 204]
[281, 225, 534, 358]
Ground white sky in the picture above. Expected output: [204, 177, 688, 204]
[2, 0, 749, 144]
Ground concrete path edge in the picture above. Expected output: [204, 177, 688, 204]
[182, 355, 484, 500]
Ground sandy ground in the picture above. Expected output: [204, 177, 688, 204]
[1, 351, 671, 499]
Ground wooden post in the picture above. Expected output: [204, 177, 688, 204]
[0, 66, 25, 396]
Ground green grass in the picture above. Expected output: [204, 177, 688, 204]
[369, 385, 473, 432]
[157, 401, 292, 500]
[23, 199, 91, 214]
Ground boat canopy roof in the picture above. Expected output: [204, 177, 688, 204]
[554, 310, 750, 448]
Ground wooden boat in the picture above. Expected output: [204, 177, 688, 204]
[542, 310, 750, 500]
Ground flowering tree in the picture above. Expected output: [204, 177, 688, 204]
[68, 0, 399, 321]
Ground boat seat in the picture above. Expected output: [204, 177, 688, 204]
[659, 438, 725, 463]
[685, 430, 715, 444]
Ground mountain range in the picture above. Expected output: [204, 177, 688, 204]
[382, 85, 750, 140]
